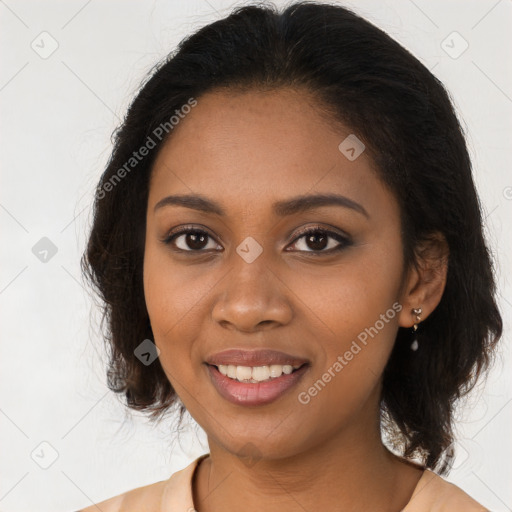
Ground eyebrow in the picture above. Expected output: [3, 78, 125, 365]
[153, 193, 369, 219]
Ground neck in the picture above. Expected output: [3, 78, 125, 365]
[192, 400, 424, 512]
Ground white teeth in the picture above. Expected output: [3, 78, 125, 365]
[252, 366, 270, 381]
[216, 364, 302, 382]
[236, 365, 252, 381]
[282, 365, 293, 375]
[269, 365, 283, 378]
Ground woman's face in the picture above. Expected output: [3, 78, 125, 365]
[144, 87, 413, 460]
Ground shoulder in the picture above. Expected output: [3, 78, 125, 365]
[74, 454, 207, 512]
[404, 469, 490, 511]
[78, 479, 168, 512]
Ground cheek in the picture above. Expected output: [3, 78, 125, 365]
[142, 242, 217, 381]
[289, 289, 401, 442]
[143, 240, 205, 332]
[295, 241, 403, 389]
[143, 244, 184, 349]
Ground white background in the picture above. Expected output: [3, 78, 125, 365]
[0, 0, 511, 511]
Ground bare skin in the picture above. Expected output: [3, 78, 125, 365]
[143, 87, 448, 512]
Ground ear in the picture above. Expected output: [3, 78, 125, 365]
[398, 231, 449, 328]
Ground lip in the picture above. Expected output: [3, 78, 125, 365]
[206, 363, 309, 406]
[205, 348, 310, 367]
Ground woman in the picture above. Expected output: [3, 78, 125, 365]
[78, 1, 502, 510]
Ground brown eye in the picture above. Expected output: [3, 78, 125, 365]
[162, 227, 221, 252]
[288, 227, 351, 254]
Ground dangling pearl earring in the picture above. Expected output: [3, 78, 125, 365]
[411, 307, 422, 351]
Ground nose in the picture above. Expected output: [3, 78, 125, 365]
[211, 254, 293, 333]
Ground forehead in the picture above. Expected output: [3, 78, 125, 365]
[148, 87, 394, 219]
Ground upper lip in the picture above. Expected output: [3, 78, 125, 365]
[205, 349, 310, 367]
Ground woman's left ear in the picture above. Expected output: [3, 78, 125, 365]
[398, 231, 449, 328]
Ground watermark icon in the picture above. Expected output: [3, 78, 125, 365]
[30, 441, 59, 469]
[32, 237, 58, 263]
[503, 186, 512, 200]
[236, 441, 263, 468]
[445, 437, 486, 478]
[96, 97, 197, 200]
[338, 134, 365, 161]
[297, 301, 402, 404]
[441, 31, 469, 60]
[31, 31, 59, 59]
[236, 236, 263, 263]
[134, 339, 160, 366]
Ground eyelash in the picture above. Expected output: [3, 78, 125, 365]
[161, 224, 352, 256]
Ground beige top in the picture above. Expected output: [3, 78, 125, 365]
[78, 453, 490, 511]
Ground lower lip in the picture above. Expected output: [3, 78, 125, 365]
[206, 363, 309, 406]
